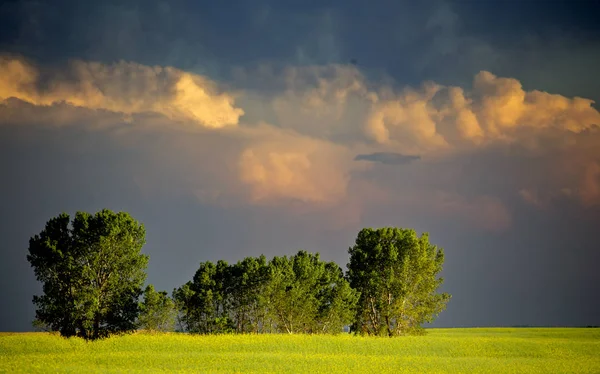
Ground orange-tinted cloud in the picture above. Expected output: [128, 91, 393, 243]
[238, 125, 353, 204]
[366, 82, 450, 154]
[366, 71, 600, 154]
[0, 55, 244, 128]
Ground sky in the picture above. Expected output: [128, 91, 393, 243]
[1, 0, 600, 331]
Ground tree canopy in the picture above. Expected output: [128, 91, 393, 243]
[138, 284, 176, 332]
[347, 227, 450, 336]
[173, 251, 358, 334]
[27, 209, 148, 340]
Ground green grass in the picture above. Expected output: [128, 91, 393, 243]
[1, 328, 599, 373]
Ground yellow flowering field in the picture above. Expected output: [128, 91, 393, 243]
[1, 328, 599, 373]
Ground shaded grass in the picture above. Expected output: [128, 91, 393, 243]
[1, 328, 599, 373]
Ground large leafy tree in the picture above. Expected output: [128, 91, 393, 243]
[27, 209, 148, 340]
[347, 227, 450, 336]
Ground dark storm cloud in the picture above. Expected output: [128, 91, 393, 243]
[0, 0, 343, 79]
[1, 0, 599, 99]
[354, 152, 420, 165]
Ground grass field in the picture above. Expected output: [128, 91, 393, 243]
[1, 328, 599, 373]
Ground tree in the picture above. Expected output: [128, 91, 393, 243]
[138, 285, 176, 332]
[27, 209, 148, 340]
[172, 282, 196, 332]
[265, 253, 315, 334]
[265, 251, 357, 334]
[347, 227, 450, 336]
[228, 255, 270, 333]
[315, 261, 359, 334]
[172, 260, 233, 334]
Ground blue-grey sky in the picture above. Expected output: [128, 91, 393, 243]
[1, 0, 600, 331]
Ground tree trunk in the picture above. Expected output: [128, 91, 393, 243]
[78, 321, 88, 340]
[93, 314, 100, 340]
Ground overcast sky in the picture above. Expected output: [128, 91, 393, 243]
[1, 0, 600, 331]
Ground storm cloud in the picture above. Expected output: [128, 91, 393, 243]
[1, 0, 599, 332]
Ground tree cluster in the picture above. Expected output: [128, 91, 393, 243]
[27, 210, 450, 339]
[173, 251, 358, 334]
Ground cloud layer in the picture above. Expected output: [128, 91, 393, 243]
[2, 55, 600, 229]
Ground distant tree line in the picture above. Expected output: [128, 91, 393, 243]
[27, 210, 450, 340]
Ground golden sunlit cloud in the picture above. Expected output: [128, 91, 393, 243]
[0, 55, 244, 128]
[238, 125, 353, 204]
[366, 71, 600, 154]
[366, 82, 450, 154]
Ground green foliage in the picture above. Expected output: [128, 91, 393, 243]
[2, 329, 600, 373]
[347, 227, 450, 336]
[138, 285, 176, 332]
[227, 255, 270, 333]
[172, 260, 234, 334]
[174, 251, 357, 335]
[27, 209, 149, 340]
[174, 227, 448, 337]
[27, 219, 447, 338]
[264, 251, 358, 334]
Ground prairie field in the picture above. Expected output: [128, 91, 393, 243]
[1, 328, 599, 373]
